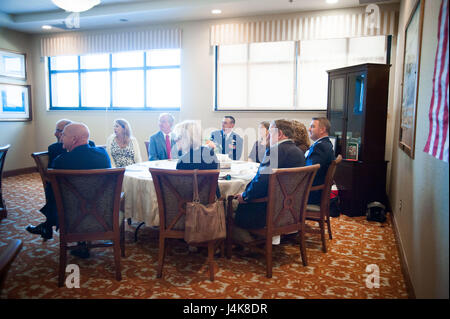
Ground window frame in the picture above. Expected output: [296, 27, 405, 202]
[214, 36, 391, 112]
[48, 51, 181, 111]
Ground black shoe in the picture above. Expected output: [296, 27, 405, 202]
[26, 223, 53, 240]
[70, 242, 90, 259]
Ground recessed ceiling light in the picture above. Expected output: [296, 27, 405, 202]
[326, 0, 338, 4]
[211, 9, 222, 14]
[120, 18, 128, 22]
[42, 25, 52, 30]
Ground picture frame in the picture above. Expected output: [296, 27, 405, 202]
[0, 83, 32, 121]
[399, 0, 424, 159]
[346, 141, 359, 161]
[0, 49, 27, 80]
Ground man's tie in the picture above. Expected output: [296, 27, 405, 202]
[165, 134, 171, 159]
[221, 132, 226, 154]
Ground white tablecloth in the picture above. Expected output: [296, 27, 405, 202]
[122, 160, 259, 227]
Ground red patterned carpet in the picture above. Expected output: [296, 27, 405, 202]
[0, 173, 408, 299]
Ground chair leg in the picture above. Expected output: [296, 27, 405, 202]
[58, 242, 67, 287]
[120, 220, 125, 258]
[319, 220, 327, 253]
[266, 237, 272, 278]
[157, 236, 166, 278]
[327, 217, 333, 240]
[207, 241, 215, 281]
[299, 230, 308, 267]
[113, 239, 122, 281]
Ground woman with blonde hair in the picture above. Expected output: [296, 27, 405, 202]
[106, 119, 143, 167]
[173, 120, 218, 170]
[291, 120, 311, 153]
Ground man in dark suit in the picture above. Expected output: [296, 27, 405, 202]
[234, 119, 305, 229]
[26, 123, 111, 252]
[207, 116, 243, 160]
[305, 117, 335, 205]
[48, 119, 96, 164]
[148, 113, 177, 161]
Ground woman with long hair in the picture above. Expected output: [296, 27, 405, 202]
[291, 119, 311, 153]
[106, 119, 143, 167]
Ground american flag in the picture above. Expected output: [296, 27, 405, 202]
[424, 0, 449, 162]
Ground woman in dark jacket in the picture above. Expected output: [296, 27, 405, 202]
[248, 121, 270, 163]
[173, 120, 220, 198]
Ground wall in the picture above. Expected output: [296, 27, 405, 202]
[389, 0, 449, 298]
[0, 28, 35, 171]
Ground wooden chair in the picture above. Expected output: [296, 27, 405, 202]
[305, 155, 342, 253]
[149, 168, 222, 281]
[144, 141, 149, 159]
[0, 144, 11, 220]
[0, 239, 23, 294]
[47, 168, 126, 287]
[226, 164, 320, 278]
[31, 151, 50, 192]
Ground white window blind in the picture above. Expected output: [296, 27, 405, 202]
[210, 7, 397, 46]
[41, 28, 181, 57]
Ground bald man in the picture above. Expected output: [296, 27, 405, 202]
[48, 119, 96, 165]
[26, 123, 111, 251]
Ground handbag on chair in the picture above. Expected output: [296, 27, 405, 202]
[184, 170, 226, 244]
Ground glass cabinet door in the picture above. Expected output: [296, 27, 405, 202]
[329, 76, 346, 157]
[345, 72, 366, 161]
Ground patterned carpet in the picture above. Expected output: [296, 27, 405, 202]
[0, 173, 408, 299]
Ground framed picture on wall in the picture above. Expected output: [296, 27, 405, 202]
[0, 83, 32, 121]
[0, 49, 27, 80]
[399, 0, 424, 159]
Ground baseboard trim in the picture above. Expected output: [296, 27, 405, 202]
[3, 167, 37, 177]
[389, 211, 416, 299]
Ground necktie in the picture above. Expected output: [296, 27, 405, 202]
[165, 134, 171, 159]
[222, 132, 226, 154]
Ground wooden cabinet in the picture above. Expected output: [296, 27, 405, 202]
[326, 63, 390, 216]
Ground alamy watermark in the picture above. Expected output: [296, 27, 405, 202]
[65, 264, 80, 288]
[365, 264, 380, 289]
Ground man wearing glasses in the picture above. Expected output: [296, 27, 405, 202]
[207, 116, 243, 160]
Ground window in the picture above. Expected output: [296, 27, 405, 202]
[215, 36, 387, 111]
[48, 49, 181, 110]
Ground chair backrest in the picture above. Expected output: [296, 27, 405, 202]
[0, 239, 22, 294]
[31, 151, 50, 190]
[266, 164, 320, 234]
[144, 141, 149, 158]
[47, 168, 125, 242]
[0, 145, 10, 176]
[150, 168, 219, 232]
[319, 155, 342, 210]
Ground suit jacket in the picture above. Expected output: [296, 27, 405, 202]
[305, 136, 335, 205]
[210, 130, 243, 160]
[148, 131, 176, 161]
[42, 144, 111, 227]
[235, 140, 305, 229]
[48, 140, 95, 166]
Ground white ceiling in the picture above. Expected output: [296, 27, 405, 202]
[0, 0, 399, 34]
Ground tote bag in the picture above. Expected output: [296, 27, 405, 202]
[184, 170, 226, 244]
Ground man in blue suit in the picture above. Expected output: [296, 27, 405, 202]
[234, 119, 305, 229]
[26, 123, 111, 250]
[148, 113, 177, 161]
[207, 116, 243, 160]
[305, 117, 335, 205]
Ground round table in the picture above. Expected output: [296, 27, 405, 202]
[122, 160, 259, 227]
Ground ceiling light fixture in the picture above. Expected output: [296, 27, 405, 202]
[51, 0, 101, 13]
[42, 25, 52, 30]
[326, 0, 339, 4]
[211, 9, 222, 14]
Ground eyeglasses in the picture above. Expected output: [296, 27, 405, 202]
[55, 129, 63, 133]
